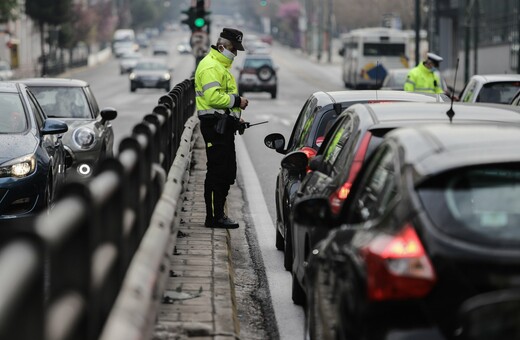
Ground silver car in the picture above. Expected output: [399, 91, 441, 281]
[20, 78, 117, 183]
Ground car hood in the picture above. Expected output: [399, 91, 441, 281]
[0, 133, 38, 164]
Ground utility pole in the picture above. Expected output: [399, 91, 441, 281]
[326, 0, 332, 63]
[415, 0, 421, 66]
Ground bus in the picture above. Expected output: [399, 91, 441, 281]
[339, 27, 410, 89]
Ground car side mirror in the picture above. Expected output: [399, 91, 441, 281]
[42, 118, 68, 135]
[293, 197, 335, 228]
[456, 289, 520, 340]
[100, 107, 117, 123]
[264, 133, 286, 154]
[281, 151, 308, 172]
[309, 154, 324, 171]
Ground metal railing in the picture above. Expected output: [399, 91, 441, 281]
[0, 78, 196, 340]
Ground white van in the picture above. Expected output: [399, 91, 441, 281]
[113, 29, 135, 43]
[339, 27, 410, 89]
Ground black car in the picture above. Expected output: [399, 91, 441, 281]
[237, 54, 278, 99]
[0, 82, 68, 223]
[294, 123, 520, 340]
[289, 101, 520, 305]
[264, 91, 447, 271]
[20, 78, 117, 183]
[129, 58, 172, 92]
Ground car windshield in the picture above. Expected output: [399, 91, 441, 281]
[418, 164, 520, 246]
[29, 86, 92, 119]
[135, 61, 167, 71]
[0, 93, 28, 133]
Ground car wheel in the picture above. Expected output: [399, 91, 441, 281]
[292, 272, 306, 305]
[284, 224, 293, 271]
[257, 65, 275, 82]
[271, 89, 277, 99]
[130, 84, 136, 92]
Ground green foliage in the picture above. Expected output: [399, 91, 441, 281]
[0, 0, 18, 23]
[129, 0, 159, 30]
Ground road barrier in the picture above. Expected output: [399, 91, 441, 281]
[0, 78, 197, 340]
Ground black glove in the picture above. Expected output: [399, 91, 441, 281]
[238, 122, 247, 135]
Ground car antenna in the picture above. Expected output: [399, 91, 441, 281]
[375, 60, 380, 99]
[446, 57, 460, 123]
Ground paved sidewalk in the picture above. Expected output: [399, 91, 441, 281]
[152, 125, 240, 340]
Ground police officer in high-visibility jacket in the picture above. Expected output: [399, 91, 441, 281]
[404, 53, 444, 94]
[195, 28, 249, 229]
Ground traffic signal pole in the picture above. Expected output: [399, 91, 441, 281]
[181, 0, 211, 67]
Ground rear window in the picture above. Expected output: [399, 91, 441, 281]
[363, 43, 406, 56]
[418, 165, 520, 245]
[243, 58, 273, 69]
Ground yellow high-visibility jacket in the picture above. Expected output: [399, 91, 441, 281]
[195, 47, 241, 119]
[404, 63, 444, 94]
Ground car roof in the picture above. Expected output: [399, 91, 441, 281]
[19, 78, 88, 87]
[0, 81, 21, 93]
[385, 124, 520, 182]
[312, 90, 447, 105]
[351, 102, 520, 127]
[469, 74, 520, 82]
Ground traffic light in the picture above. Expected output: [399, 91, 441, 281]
[181, 2, 210, 31]
[181, 7, 196, 30]
[260, 0, 267, 6]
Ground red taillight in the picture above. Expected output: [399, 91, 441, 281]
[362, 224, 436, 301]
[300, 146, 317, 173]
[328, 132, 372, 215]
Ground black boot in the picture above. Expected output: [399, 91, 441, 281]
[212, 215, 239, 229]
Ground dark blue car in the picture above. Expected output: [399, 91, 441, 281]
[0, 82, 68, 223]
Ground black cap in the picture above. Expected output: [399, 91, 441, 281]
[220, 28, 245, 51]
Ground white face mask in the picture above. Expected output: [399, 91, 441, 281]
[219, 46, 235, 61]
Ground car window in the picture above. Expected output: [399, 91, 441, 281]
[418, 164, 520, 245]
[27, 93, 45, 128]
[322, 115, 354, 173]
[461, 80, 477, 102]
[135, 61, 167, 70]
[243, 58, 273, 69]
[477, 82, 520, 104]
[29, 86, 92, 119]
[346, 144, 398, 223]
[288, 97, 318, 150]
[0, 93, 28, 133]
[84, 86, 99, 116]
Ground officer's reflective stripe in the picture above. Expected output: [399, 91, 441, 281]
[202, 81, 220, 91]
[405, 79, 416, 86]
[195, 91, 204, 97]
[227, 94, 234, 108]
[198, 109, 226, 116]
[415, 87, 435, 91]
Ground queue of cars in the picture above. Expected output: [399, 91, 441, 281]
[0, 77, 116, 223]
[265, 74, 520, 339]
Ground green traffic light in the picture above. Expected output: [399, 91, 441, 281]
[194, 17, 206, 28]
[260, 0, 267, 6]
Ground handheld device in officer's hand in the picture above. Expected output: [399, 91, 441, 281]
[237, 120, 268, 135]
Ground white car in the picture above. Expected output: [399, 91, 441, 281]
[459, 74, 520, 104]
[118, 52, 142, 74]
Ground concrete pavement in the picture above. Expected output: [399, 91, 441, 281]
[152, 124, 242, 340]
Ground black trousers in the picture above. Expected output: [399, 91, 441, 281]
[199, 116, 237, 221]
